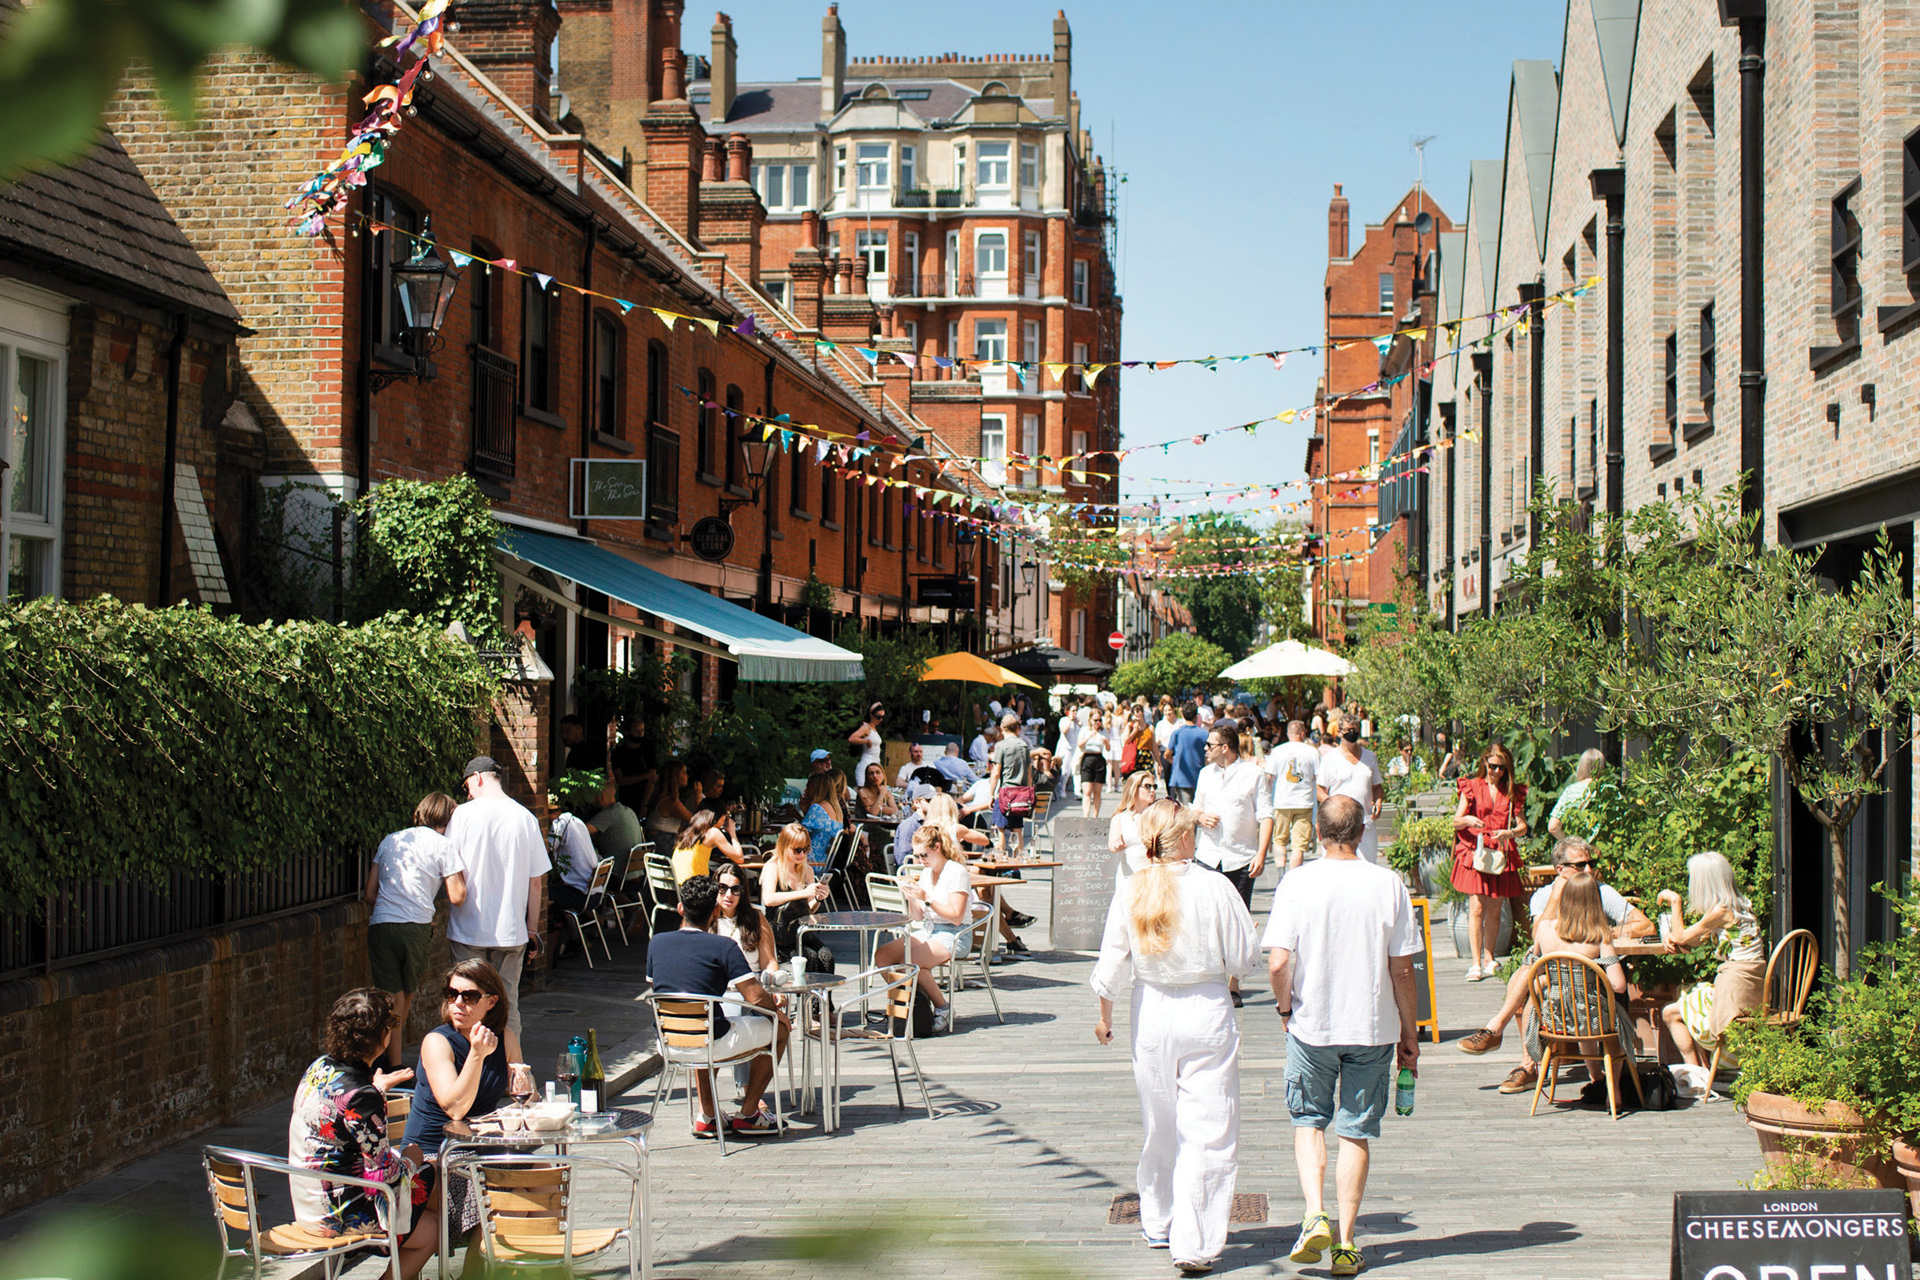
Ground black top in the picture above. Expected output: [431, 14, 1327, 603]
[646, 928, 751, 1036]
[567, 739, 609, 773]
[608, 738, 654, 810]
[402, 1023, 510, 1153]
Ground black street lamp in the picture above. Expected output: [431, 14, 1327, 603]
[372, 216, 464, 393]
[721, 424, 780, 514]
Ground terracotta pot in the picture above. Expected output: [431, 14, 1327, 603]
[1742, 1092, 1894, 1188]
[1893, 1137, 1920, 1221]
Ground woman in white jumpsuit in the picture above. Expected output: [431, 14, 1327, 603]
[1091, 798, 1261, 1275]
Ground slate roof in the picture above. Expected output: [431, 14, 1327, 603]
[0, 130, 242, 326]
[693, 78, 983, 131]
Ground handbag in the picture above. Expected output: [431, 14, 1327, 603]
[1472, 834, 1508, 875]
[997, 784, 1036, 818]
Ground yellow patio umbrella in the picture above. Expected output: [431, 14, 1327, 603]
[919, 651, 1042, 689]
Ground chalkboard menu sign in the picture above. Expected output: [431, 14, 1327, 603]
[1049, 813, 1120, 951]
[1669, 1189, 1909, 1280]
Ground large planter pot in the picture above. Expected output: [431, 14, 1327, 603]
[1893, 1137, 1920, 1221]
[1418, 849, 1452, 902]
[1449, 898, 1512, 958]
[1741, 1093, 1894, 1188]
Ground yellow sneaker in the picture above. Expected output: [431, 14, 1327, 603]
[1289, 1213, 1333, 1265]
[1330, 1243, 1366, 1275]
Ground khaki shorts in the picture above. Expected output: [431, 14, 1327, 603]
[1274, 808, 1315, 859]
[368, 922, 433, 994]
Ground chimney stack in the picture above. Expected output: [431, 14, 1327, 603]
[1050, 11, 1071, 120]
[821, 4, 846, 119]
[789, 211, 826, 331]
[710, 12, 736, 124]
[1328, 183, 1350, 260]
[725, 132, 751, 182]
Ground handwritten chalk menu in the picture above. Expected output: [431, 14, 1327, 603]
[1669, 1189, 1908, 1280]
[1050, 814, 1120, 950]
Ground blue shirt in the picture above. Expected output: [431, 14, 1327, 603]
[1168, 725, 1210, 788]
[801, 803, 841, 865]
[933, 755, 976, 789]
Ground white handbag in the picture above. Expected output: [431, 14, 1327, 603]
[1471, 833, 1507, 875]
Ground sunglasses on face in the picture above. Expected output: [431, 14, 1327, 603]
[717, 884, 742, 895]
[445, 987, 487, 1004]
[1561, 860, 1594, 872]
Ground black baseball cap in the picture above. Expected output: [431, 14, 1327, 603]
[462, 756, 499, 779]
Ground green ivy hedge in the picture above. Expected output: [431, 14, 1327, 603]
[0, 597, 497, 914]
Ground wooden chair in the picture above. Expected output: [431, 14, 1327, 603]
[384, 1091, 411, 1145]
[559, 857, 617, 968]
[464, 1153, 640, 1277]
[645, 992, 785, 1157]
[1524, 951, 1646, 1120]
[642, 852, 679, 934]
[832, 965, 935, 1120]
[203, 1145, 405, 1280]
[1708, 928, 1819, 1084]
[607, 840, 654, 945]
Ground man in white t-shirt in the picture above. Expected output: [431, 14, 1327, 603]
[1265, 796, 1419, 1276]
[1264, 719, 1321, 869]
[446, 756, 551, 1036]
[1316, 714, 1385, 862]
[895, 742, 926, 788]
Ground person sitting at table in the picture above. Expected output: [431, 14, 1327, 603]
[874, 823, 979, 1035]
[931, 743, 976, 791]
[1518, 872, 1632, 1100]
[713, 866, 775, 975]
[921, 792, 991, 854]
[761, 823, 834, 973]
[958, 771, 997, 831]
[1031, 747, 1058, 792]
[672, 808, 747, 884]
[289, 988, 440, 1280]
[1458, 838, 1653, 1095]
[857, 763, 903, 818]
[648, 874, 790, 1137]
[894, 743, 926, 789]
[1108, 770, 1160, 882]
[921, 792, 1025, 950]
[799, 773, 847, 869]
[646, 760, 693, 849]
[1658, 851, 1766, 1073]
[400, 960, 520, 1248]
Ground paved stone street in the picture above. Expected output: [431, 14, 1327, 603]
[0, 815, 1766, 1279]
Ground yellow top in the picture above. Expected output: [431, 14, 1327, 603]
[671, 841, 711, 885]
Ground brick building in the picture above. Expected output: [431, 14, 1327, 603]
[1310, 184, 1452, 643]
[674, 5, 1124, 658]
[104, 0, 1133, 804]
[0, 131, 247, 610]
[1417, 0, 1920, 971]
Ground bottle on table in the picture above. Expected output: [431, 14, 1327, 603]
[581, 1029, 607, 1113]
[562, 1036, 586, 1106]
[1395, 1066, 1416, 1117]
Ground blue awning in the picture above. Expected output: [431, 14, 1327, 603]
[497, 527, 864, 683]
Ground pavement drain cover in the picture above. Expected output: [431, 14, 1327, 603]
[1107, 1193, 1267, 1225]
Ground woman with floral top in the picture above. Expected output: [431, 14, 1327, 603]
[288, 987, 441, 1279]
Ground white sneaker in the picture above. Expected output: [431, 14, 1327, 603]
[930, 1006, 951, 1034]
[1464, 965, 1483, 981]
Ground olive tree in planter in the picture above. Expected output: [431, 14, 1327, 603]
[1593, 489, 1920, 980]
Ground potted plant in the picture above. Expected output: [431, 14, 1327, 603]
[1384, 815, 1455, 901]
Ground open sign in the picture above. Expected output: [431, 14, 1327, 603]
[1670, 1190, 1908, 1280]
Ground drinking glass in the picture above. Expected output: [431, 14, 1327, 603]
[556, 1052, 580, 1095]
[506, 1062, 535, 1107]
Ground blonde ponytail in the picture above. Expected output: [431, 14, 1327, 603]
[1129, 799, 1196, 956]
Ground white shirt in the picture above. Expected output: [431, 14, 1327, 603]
[1154, 716, 1178, 750]
[1319, 747, 1385, 860]
[1530, 879, 1633, 925]
[1089, 862, 1261, 999]
[1192, 756, 1274, 873]
[550, 812, 597, 894]
[1263, 856, 1419, 1047]
[1266, 741, 1320, 810]
[968, 733, 993, 764]
[960, 776, 994, 814]
[446, 791, 551, 948]
[916, 858, 977, 924]
[369, 826, 460, 926]
[896, 759, 924, 787]
[1113, 808, 1148, 875]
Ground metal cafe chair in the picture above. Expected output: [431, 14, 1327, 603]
[607, 840, 656, 945]
[560, 857, 617, 967]
[462, 1153, 642, 1278]
[202, 1145, 406, 1280]
[831, 965, 935, 1120]
[644, 993, 785, 1157]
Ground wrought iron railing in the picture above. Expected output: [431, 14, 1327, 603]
[471, 346, 518, 480]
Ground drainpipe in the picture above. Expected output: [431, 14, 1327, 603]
[157, 314, 188, 606]
[578, 221, 597, 539]
[1441, 400, 1457, 631]
[1590, 166, 1627, 766]
[1720, 0, 1767, 539]
[761, 357, 776, 611]
[1472, 350, 1493, 619]
[1519, 280, 1545, 543]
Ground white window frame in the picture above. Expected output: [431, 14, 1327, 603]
[902, 318, 918, 350]
[899, 144, 917, 192]
[1071, 607, 1086, 655]
[763, 278, 789, 310]
[980, 413, 1008, 485]
[944, 229, 961, 295]
[856, 228, 889, 287]
[1022, 319, 1042, 376]
[0, 286, 69, 603]
[1071, 341, 1090, 394]
[1368, 428, 1381, 473]
[976, 229, 1009, 297]
[1071, 259, 1089, 306]
[976, 140, 1012, 190]
[903, 230, 920, 294]
[788, 163, 811, 210]
[947, 319, 960, 359]
[1070, 429, 1089, 483]
[1020, 142, 1039, 190]
[750, 162, 812, 213]
[1378, 271, 1394, 314]
[1020, 412, 1040, 486]
[834, 144, 848, 191]
[973, 318, 1008, 362]
[1023, 229, 1042, 298]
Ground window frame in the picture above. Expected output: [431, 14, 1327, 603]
[591, 311, 624, 441]
[1071, 259, 1089, 306]
[369, 190, 420, 366]
[976, 230, 1009, 281]
[1830, 178, 1863, 337]
[789, 424, 811, 520]
[522, 273, 560, 419]
[855, 228, 889, 279]
[973, 318, 1009, 363]
[899, 144, 916, 191]
[979, 412, 1008, 485]
[1902, 126, 1920, 274]
[1377, 271, 1395, 314]
[696, 368, 719, 483]
[1663, 330, 1679, 440]
[724, 384, 745, 493]
[1019, 142, 1039, 190]
[1697, 302, 1716, 424]
[0, 329, 66, 602]
[976, 140, 1012, 189]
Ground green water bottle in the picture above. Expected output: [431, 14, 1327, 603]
[1395, 1066, 1416, 1117]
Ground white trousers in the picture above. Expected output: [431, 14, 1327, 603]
[1129, 978, 1241, 1262]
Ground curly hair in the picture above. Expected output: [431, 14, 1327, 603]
[323, 987, 397, 1062]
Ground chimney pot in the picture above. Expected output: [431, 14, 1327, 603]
[660, 45, 686, 101]
[800, 209, 821, 249]
[726, 132, 751, 182]
[702, 138, 724, 182]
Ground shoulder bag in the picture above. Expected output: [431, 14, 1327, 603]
[1470, 784, 1510, 874]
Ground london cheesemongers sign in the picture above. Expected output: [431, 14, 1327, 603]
[1670, 1189, 1909, 1280]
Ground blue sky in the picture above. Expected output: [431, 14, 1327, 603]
[701, 1, 1568, 515]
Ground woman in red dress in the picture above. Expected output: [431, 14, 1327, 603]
[1450, 742, 1528, 980]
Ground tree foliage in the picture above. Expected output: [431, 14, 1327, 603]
[1166, 516, 1271, 657]
[351, 475, 510, 645]
[0, 597, 495, 912]
[1110, 633, 1231, 701]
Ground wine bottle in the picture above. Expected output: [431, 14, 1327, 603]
[581, 1029, 607, 1113]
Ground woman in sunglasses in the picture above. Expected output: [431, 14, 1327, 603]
[401, 959, 520, 1158]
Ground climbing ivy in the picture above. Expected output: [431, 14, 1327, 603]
[0, 597, 496, 913]
[350, 475, 508, 645]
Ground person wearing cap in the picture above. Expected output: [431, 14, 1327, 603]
[445, 757, 550, 1037]
[808, 747, 834, 774]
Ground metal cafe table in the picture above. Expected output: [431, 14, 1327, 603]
[763, 969, 850, 1131]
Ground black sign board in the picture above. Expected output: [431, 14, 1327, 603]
[1670, 1189, 1909, 1280]
[688, 515, 735, 563]
[1048, 812, 1119, 951]
[916, 575, 975, 610]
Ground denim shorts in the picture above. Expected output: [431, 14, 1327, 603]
[907, 919, 971, 961]
[1284, 1034, 1395, 1140]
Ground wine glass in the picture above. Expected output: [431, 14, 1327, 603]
[507, 1062, 535, 1107]
[555, 1052, 579, 1100]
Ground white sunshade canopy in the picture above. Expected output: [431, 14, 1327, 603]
[1220, 638, 1355, 682]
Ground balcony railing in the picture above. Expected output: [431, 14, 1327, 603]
[471, 346, 518, 480]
